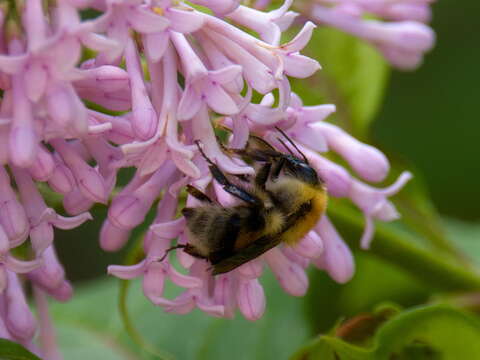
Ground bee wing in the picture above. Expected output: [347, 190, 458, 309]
[211, 200, 315, 275]
[211, 234, 282, 275]
[216, 125, 283, 162]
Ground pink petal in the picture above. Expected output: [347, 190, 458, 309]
[80, 33, 122, 62]
[150, 218, 185, 238]
[213, 275, 237, 318]
[288, 124, 328, 153]
[265, 248, 309, 296]
[169, 266, 203, 288]
[283, 54, 321, 78]
[5, 256, 42, 274]
[108, 260, 147, 280]
[5, 272, 36, 340]
[51, 139, 108, 204]
[190, 0, 240, 15]
[0, 200, 29, 246]
[48, 281, 73, 302]
[237, 260, 263, 279]
[9, 124, 37, 168]
[108, 194, 149, 230]
[46, 34, 81, 77]
[138, 141, 168, 177]
[50, 211, 92, 230]
[237, 279, 265, 321]
[0, 225, 9, 254]
[293, 231, 324, 259]
[0, 54, 27, 74]
[46, 84, 73, 128]
[28, 145, 55, 181]
[144, 32, 169, 63]
[167, 8, 205, 33]
[317, 122, 389, 182]
[156, 293, 195, 314]
[62, 189, 94, 215]
[204, 81, 239, 115]
[170, 150, 201, 178]
[100, 219, 131, 252]
[300, 104, 336, 123]
[360, 216, 375, 250]
[132, 106, 158, 140]
[196, 300, 225, 317]
[178, 83, 202, 121]
[129, 7, 170, 33]
[48, 160, 76, 195]
[24, 61, 48, 102]
[143, 262, 166, 301]
[314, 217, 354, 283]
[29, 222, 54, 255]
[205, 31, 276, 94]
[208, 65, 243, 84]
[0, 267, 6, 294]
[281, 21, 316, 53]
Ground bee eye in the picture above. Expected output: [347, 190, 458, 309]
[287, 160, 319, 185]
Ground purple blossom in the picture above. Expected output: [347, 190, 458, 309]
[309, 4, 435, 69]
[0, 0, 418, 358]
[101, 0, 411, 321]
[255, 0, 436, 69]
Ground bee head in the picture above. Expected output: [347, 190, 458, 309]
[284, 155, 321, 186]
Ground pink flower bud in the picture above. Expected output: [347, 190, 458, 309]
[314, 217, 354, 283]
[28, 145, 55, 181]
[100, 220, 131, 252]
[265, 248, 309, 296]
[5, 271, 36, 340]
[51, 139, 108, 203]
[237, 278, 265, 321]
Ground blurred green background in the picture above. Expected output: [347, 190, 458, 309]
[372, 0, 480, 221]
[47, 1, 480, 359]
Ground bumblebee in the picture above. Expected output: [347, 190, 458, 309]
[164, 128, 327, 275]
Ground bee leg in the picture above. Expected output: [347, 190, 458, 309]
[271, 157, 286, 180]
[183, 243, 209, 260]
[159, 244, 187, 262]
[186, 185, 213, 204]
[195, 140, 262, 206]
[211, 165, 261, 205]
[255, 162, 272, 190]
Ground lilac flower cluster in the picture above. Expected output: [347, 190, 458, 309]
[256, 0, 436, 69]
[0, 0, 425, 358]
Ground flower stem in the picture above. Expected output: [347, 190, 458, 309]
[328, 203, 480, 292]
[118, 240, 174, 360]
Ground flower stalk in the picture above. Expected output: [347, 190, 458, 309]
[328, 201, 480, 292]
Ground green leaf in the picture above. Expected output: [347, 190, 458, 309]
[374, 305, 480, 359]
[292, 305, 480, 360]
[444, 218, 480, 266]
[386, 159, 469, 264]
[51, 270, 313, 360]
[293, 27, 389, 139]
[305, 253, 429, 334]
[327, 199, 480, 292]
[49, 280, 141, 360]
[291, 335, 370, 360]
[0, 338, 42, 360]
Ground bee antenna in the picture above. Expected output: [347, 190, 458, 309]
[274, 126, 309, 164]
[277, 137, 295, 156]
[159, 244, 186, 262]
